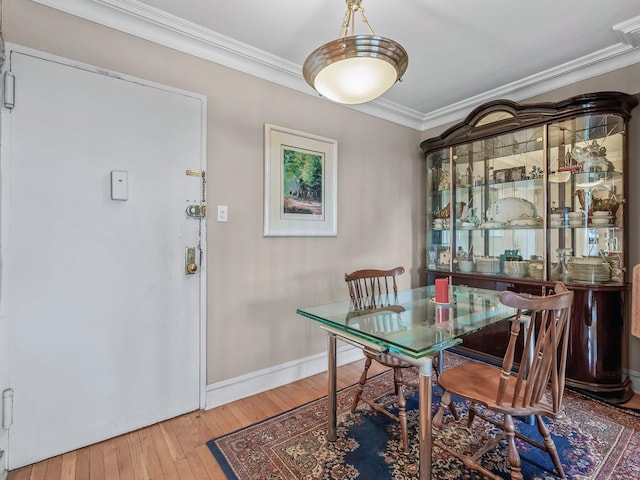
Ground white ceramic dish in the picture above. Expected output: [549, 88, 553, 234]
[571, 256, 608, 265]
[476, 257, 500, 274]
[569, 221, 584, 227]
[549, 221, 563, 228]
[458, 260, 474, 273]
[486, 197, 538, 223]
[568, 211, 584, 219]
[591, 211, 610, 217]
[504, 260, 529, 277]
[528, 261, 544, 279]
[591, 218, 611, 226]
[479, 222, 504, 229]
[509, 218, 538, 227]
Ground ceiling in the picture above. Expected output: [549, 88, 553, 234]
[37, 0, 640, 130]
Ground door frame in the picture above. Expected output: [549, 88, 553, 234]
[0, 43, 208, 468]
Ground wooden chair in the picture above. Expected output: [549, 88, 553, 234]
[433, 282, 573, 480]
[345, 267, 457, 453]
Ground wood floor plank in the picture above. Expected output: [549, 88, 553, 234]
[171, 413, 204, 457]
[137, 428, 165, 480]
[114, 434, 135, 480]
[159, 421, 185, 462]
[173, 458, 195, 480]
[59, 452, 76, 480]
[102, 438, 120, 480]
[182, 449, 211, 480]
[43, 456, 62, 480]
[72, 448, 89, 480]
[87, 442, 106, 480]
[7, 467, 31, 480]
[190, 411, 216, 445]
[194, 445, 224, 480]
[28, 461, 47, 480]
[125, 431, 151, 480]
[148, 424, 180, 480]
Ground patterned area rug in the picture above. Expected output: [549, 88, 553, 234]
[207, 353, 640, 479]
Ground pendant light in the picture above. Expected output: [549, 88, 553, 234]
[303, 0, 408, 105]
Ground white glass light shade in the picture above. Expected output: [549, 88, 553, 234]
[303, 35, 408, 105]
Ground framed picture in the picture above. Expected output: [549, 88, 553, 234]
[264, 124, 338, 236]
[493, 169, 506, 184]
[510, 166, 526, 181]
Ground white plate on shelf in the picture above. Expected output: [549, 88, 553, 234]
[509, 218, 539, 227]
[479, 222, 504, 229]
[591, 211, 611, 217]
[590, 218, 613, 226]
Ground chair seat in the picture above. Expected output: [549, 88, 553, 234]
[439, 362, 554, 418]
[365, 351, 413, 369]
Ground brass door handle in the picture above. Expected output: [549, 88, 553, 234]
[185, 247, 199, 275]
[186, 262, 198, 274]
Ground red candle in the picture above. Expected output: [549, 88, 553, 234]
[435, 278, 449, 303]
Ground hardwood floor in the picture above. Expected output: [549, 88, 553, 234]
[6, 359, 387, 480]
[7, 359, 639, 480]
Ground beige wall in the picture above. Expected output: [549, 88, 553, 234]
[2, 0, 424, 384]
[5, 0, 640, 385]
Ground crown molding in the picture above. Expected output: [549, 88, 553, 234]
[614, 15, 640, 47]
[34, 0, 640, 131]
[419, 43, 640, 131]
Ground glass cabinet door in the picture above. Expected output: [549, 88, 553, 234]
[452, 128, 545, 278]
[426, 148, 451, 270]
[547, 113, 626, 284]
[427, 128, 546, 279]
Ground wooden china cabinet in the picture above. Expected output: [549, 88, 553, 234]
[420, 92, 638, 403]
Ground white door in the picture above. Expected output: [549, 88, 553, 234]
[0, 48, 206, 468]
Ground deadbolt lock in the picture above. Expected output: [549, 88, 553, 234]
[185, 247, 198, 275]
[186, 204, 206, 218]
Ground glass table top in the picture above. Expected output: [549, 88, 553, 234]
[297, 285, 517, 359]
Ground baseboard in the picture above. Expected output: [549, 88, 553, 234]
[205, 345, 364, 409]
[626, 368, 640, 394]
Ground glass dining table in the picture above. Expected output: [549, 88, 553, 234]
[296, 284, 517, 480]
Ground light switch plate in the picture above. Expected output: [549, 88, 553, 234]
[111, 170, 128, 201]
[217, 205, 228, 222]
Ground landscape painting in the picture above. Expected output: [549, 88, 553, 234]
[264, 124, 337, 236]
[281, 147, 324, 218]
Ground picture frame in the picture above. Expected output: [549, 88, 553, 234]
[510, 166, 526, 181]
[264, 124, 338, 236]
[493, 169, 506, 184]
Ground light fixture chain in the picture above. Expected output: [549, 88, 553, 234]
[340, 0, 375, 38]
[339, 5, 353, 38]
[358, 6, 376, 35]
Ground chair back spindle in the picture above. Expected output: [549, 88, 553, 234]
[345, 266, 405, 310]
[497, 282, 573, 415]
